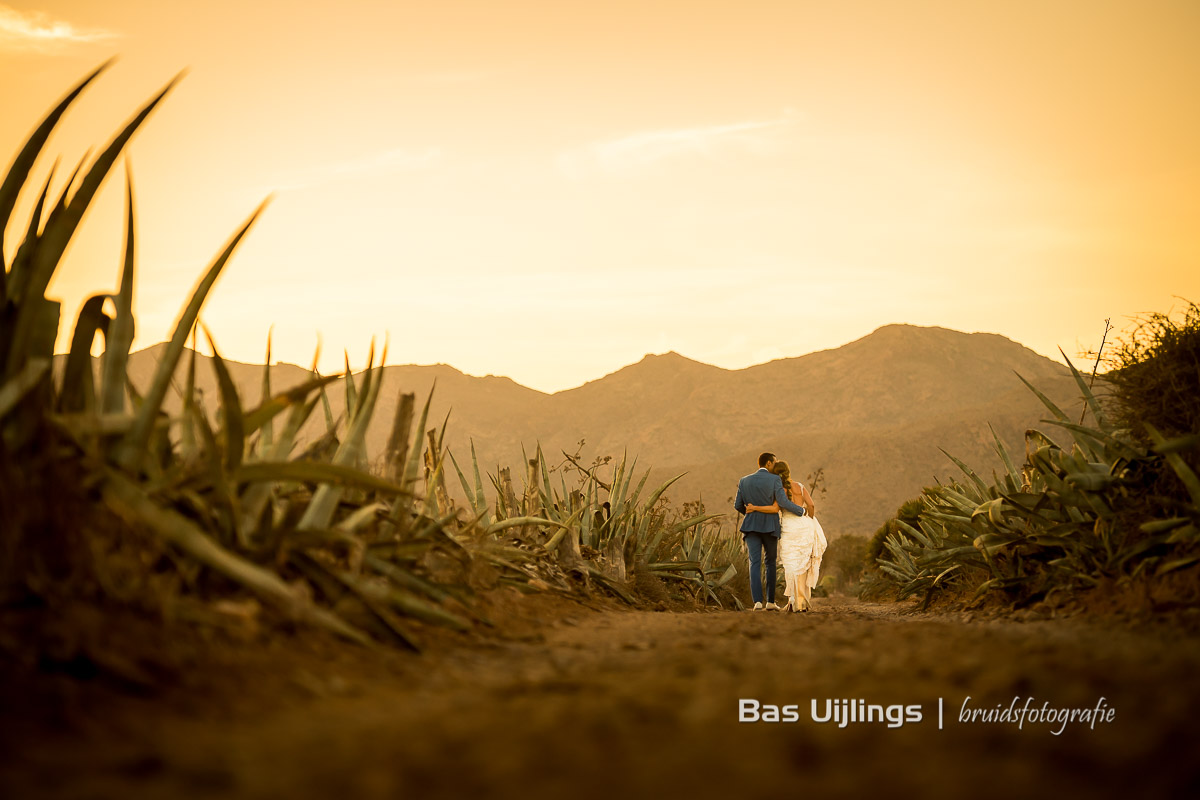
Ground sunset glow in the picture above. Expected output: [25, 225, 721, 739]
[2, 0, 1197, 392]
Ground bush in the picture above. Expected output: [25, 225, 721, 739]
[870, 311, 1200, 610]
[1102, 301, 1200, 443]
[822, 534, 870, 592]
[867, 498, 924, 563]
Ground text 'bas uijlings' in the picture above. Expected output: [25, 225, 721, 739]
[739, 699, 923, 728]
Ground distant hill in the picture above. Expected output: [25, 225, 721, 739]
[120, 324, 1085, 538]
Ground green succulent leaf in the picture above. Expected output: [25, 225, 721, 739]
[117, 197, 269, 472]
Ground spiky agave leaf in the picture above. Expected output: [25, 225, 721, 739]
[26, 76, 180, 302]
[265, 345, 325, 463]
[288, 552, 413, 649]
[363, 553, 460, 605]
[2, 160, 57, 308]
[420, 442, 450, 520]
[186, 384, 240, 545]
[343, 350, 357, 426]
[340, 568, 473, 633]
[1059, 347, 1112, 431]
[1016, 370, 1070, 423]
[257, 327, 274, 455]
[116, 197, 269, 472]
[100, 164, 137, 414]
[383, 392, 414, 484]
[234, 461, 410, 495]
[0, 60, 111, 274]
[470, 440, 489, 524]
[989, 424, 1023, 487]
[1146, 424, 1200, 508]
[298, 341, 382, 531]
[236, 389, 325, 541]
[435, 406, 450, 454]
[203, 326, 244, 473]
[318, 369, 336, 432]
[484, 516, 571, 535]
[58, 294, 110, 413]
[542, 507, 587, 551]
[102, 470, 369, 645]
[447, 449, 479, 514]
[179, 344, 198, 461]
[389, 384, 434, 522]
[7, 76, 181, 382]
[940, 449, 989, 497]
[241, 373, 341, 449]
[1042, 418, 1143, 463]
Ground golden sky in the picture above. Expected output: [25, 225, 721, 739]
[2, 0, 1198, 392]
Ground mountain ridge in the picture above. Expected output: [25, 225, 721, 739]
[115, 323, 1084, 538]
[126, 323, 1060, 397]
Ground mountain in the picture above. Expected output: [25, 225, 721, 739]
[120, 324, 1084, 537]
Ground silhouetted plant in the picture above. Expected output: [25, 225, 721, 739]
[1101, 301, 1200, 443]
[874, 345, 1200, 608]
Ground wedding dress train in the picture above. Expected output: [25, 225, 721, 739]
[779, 497, 827, 610]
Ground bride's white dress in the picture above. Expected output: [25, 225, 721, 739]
[779, 486, 828, 610]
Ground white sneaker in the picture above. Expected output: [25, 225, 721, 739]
[765, 602, 781, 611]
[753, 602, 764, 610]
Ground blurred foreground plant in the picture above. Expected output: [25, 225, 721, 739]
[0, 66, 745, 658]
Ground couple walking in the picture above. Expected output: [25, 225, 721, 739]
[734, 452, 828, 612]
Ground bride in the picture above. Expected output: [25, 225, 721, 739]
[744, 460, 827, 612]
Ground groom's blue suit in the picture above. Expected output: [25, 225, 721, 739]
[734, 467, 807, 605]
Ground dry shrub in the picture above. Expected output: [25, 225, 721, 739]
[1103, 300, 1200, 443]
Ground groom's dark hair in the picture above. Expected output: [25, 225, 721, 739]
[758, 452, 775, 467]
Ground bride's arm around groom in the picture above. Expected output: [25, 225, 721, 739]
[742, 480, 808, 518]
[772, 480, 807, 517]
[748, 481, 815, 518]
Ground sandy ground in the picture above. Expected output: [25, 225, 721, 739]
[3, 594, 1200, 800]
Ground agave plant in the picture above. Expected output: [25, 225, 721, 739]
[2, 65, 753, 659]
[446, 442, 741, 607]
[876, 352, 1200, 606]
[0, 65, 514, 649]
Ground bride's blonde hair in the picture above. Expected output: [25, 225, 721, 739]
[771, 460, 792, 500]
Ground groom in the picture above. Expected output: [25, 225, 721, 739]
[734, 452, 807, 610]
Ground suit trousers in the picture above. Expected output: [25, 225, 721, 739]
[743, 532, 778, 605]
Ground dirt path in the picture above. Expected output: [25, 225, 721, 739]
[4, 596, 1200, 799]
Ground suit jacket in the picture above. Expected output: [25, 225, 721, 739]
[734, 468, 807, 537]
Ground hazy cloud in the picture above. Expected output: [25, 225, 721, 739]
[0, 5, 118, 52]
[558, 117, 794, 178]
[270, 146, 442, 192]
[400, 69, 495, 87]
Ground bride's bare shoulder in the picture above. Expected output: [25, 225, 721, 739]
[790, 480, 803, 491]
